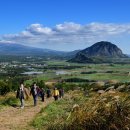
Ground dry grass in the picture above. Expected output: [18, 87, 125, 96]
[49, 91, 130, 130]
[67, 92, 130, 130]
[107, 80, 119, 84]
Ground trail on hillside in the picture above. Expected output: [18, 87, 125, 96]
[0, 97, 53, 130]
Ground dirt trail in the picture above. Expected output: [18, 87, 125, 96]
[0, 98, 53, 130]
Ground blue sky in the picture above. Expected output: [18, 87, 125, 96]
[0, 0, 130, 53]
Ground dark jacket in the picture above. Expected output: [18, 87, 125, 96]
[30, 86, 40, 96]
[16, 88, 24, 99]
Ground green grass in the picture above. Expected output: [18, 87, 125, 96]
[0, 93, 19, 109]
[31, 91, 88, 130]
[60, 64, 130, 82]
[25, 63, 130, 85]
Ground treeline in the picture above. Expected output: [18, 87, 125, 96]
[63, 78, 96, 82]
[43, 65, 84, 70]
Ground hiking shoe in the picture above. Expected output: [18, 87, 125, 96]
[21, 106, 24, 109]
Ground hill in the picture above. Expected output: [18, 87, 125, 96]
[0, 43, 65, 56]
[69, 41, 128, 63]
[0, 43, 81, 59]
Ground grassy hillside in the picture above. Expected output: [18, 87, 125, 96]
[31, 90, 130, 130]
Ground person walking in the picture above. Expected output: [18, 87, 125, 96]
[53, 87, 59, 101]
[30, 82, 40, 106]
[46, 87, 51, 98]
[59, 88, 64, 98]
[16, 83, 25, 109]
[40, 88, 45, 102]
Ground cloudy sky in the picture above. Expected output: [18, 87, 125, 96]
[0, 0, 130, 53]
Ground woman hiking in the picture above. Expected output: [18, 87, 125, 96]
[53, 87, 59, 101]
[16, 83, 25, 109]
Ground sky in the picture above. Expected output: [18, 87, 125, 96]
[0, 0, 130, 53]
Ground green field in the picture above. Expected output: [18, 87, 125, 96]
[25, 61, 130, 84]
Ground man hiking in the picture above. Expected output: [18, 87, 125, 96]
[53, 87, 59, 101]
[16, 83, 25, 109]
[40, 88, 45, 102]
[59, 88, 64, 98]
[30, 82, 40, 106]
[46, 87, 51, 98]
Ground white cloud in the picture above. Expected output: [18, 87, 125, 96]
[26, 24, 53, 35]
[1, 22, 130, 51]
[55, 22, 81, 33]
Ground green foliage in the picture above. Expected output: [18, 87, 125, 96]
[0, 95, 19, 107]
[63, 78, 95, 83]
[81, 71, 97, 74]
[0, 80, 11, 95]
[1, 97, 18, 106]
[37, 80, 46, 89]
[55, 82, 78, 91]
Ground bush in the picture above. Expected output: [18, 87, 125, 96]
[55, 82, 77, 91]
[63, 78, 95, 83]
[37, 80, 46, 89]
[81, 71, 97, 74]
[0, 94, 18, 107]
[0, 80, 11, 95]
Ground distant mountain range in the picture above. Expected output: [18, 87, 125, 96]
[0, 41, 129, 63]
[0, 43, 79, 58]
[127, 54, 130, 57]
[69, 41, 128, 63]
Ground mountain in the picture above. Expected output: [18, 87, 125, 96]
[0, 43, 68, 57]
[0, 43, 81, 60]
[126, 54, 130, 57]
[69, 41, 128, 63]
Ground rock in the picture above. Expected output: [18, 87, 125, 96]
[127, 85, 130, 88]
[92, 81, 105, 91]
[72, 104, 80, 112]
[116, 85, 126, 92]
[97, 90, 105, 95]
[126, 85, 130, 91]
[105, 86, 115, 91]
[107, 80, 119, 84]
[107, 90, 116, 94]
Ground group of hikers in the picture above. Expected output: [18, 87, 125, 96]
[16, 82, 64, 109]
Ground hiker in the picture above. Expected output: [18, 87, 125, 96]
[53, 87, 59, 101]
[30, 82, 40, 106]
[46, 87, 51, 98]
[59, 88, 64, 98]
[16, 83, 25, 109]
[40, 88, 45, 102]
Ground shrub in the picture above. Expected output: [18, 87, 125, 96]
[81, 71, 97, 74]
[63, 78, 95, 83]
[0, 80, 11, 95]
[0, 93, 19, 107]
[55, 82, 77, 91]
[37, 80, 46, 89]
